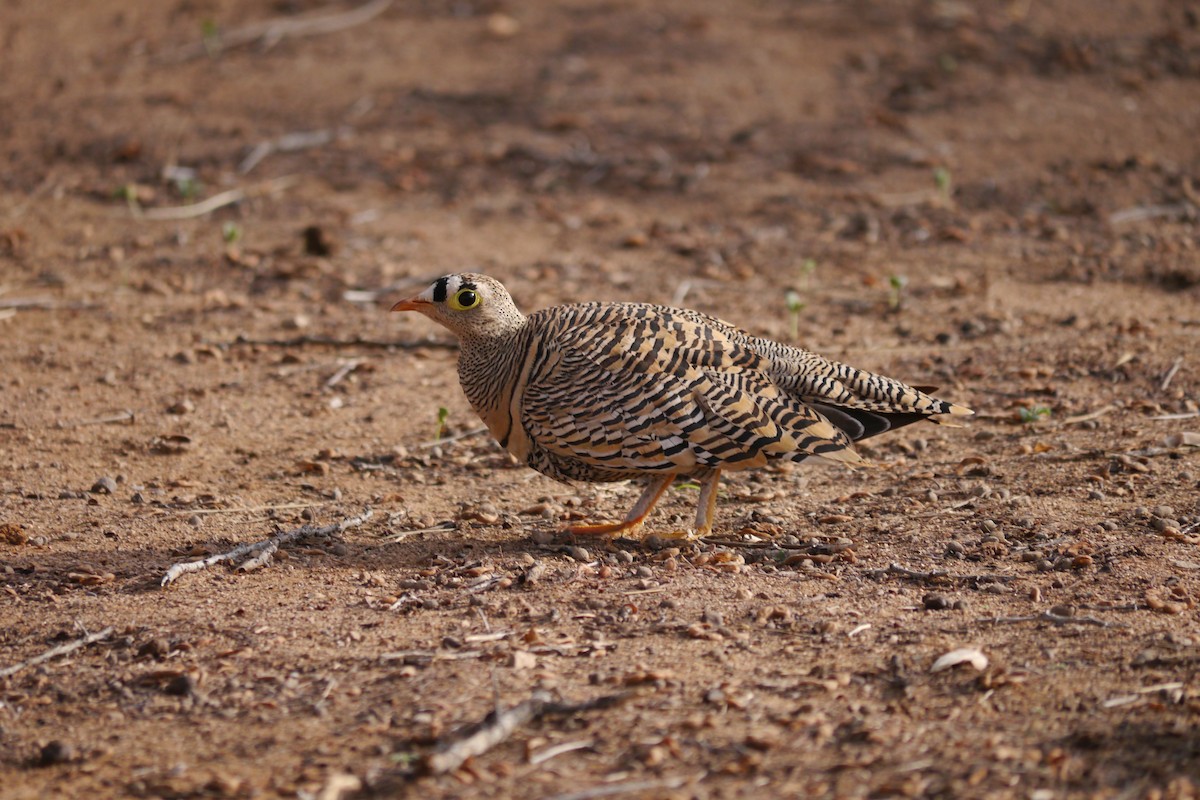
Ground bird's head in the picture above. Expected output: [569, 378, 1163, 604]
[391, 273, 526, 340]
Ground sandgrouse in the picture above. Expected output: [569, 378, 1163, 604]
[392, 274, 972, 539]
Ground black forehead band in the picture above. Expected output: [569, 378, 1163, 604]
[432, 277, 449, 303]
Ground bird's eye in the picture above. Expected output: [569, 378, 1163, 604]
[448, 288, 480, 311]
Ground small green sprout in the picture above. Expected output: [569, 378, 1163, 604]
[933, 167, 953, 203]
[435, 406, 450, 440]
[799, 258, 817, 289]
[221, 222, 241, 244]
[784, 289, 805, 340]
[114, 183, 140, 214]
[173, 175, 201, 201]
[201, 19, 221, 57]
[1018, 406, 1052, 424]
[783, 259, 816, 340]
[389, 751, 419, 767]
[887, 274, 909, 311]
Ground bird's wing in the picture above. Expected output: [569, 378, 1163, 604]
[519, 305, 860, 473]
[744, 336, 973, 426]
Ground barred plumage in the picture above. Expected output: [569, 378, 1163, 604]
[393, 273, 972, 538]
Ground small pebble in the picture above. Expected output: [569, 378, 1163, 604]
[90, 477, 118, 495]
[167, 399, 195, 415]
[1088, 490, 1105, 501]
[187, 515, 203, 528]
[923, 593, 952, 610]
[139, 638, 171, 659]
[164, 674, 195, 696]
[36, 741, 75, 767]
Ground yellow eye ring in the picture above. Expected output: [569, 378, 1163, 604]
[448, 287, 481, 311]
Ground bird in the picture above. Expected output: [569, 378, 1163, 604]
[392, 273, 972, 539]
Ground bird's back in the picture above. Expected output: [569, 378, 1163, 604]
[492, 301, 966, 482]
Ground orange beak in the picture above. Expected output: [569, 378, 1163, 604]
[390, 297, 429, 313]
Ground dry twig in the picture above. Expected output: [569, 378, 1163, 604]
[0, 627, 115, 680]
[418, 426, 489, 449]
[161, 508, 372, 586]
[977, 611, 1116, 628]
[528, 738, 595, 766]
[60, 410, 135, 428]
[240, 129, 342, 175]
[1108, 202, 1195, 225]
[136, 176, 296, 221]
[181, 502, 325, 516]
[867, 562, 1017, 585]
[423, 691, 630, 775]
[324, 359, 362, 389]
[0, 297, 56, 310]
[165, 0, 394, 62]
[216, 334, 457, 351]
[1160, 358, 1184, 393]
[548, 776, 693, 800]
[1062, 405, 1117, 426]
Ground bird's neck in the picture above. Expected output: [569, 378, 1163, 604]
[456, 320, 529, 416]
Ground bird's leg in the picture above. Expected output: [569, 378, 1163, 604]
[657, 469, 722, 540]
[693, 468, 722, 538]
[566, 473, 675, 538]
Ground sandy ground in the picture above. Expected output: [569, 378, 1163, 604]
[2, 1, 1200, 798]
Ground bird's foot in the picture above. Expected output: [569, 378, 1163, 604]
[564, 520, 643, 538]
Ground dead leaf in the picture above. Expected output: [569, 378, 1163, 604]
[931, 648, 988, 673]
[1163, 432, 1200, 448]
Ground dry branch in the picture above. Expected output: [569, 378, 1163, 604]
[1160, 358, 1184, 393]
[61, 410, 136, 428]
[549, 776, 692, 800]
[0, 627, 114, 680]
[423, 691, 629, 775]
[418, 426, 489, 448]
[528, 739, 595, 766]
[867, 563, 1017, 585]
[161, 508, 372, 586]
[182, 502, 324, 516]
[976, 611, 1116, 628]
[136, 176, 296, 221]
[0, 297, 57, 310]
[1108, 202, 1195, 225]
[165, 0, 394, 62]
[216, 334, 458, 351]
[324, 359, 362, 389]
[240, 128, 342, 174]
